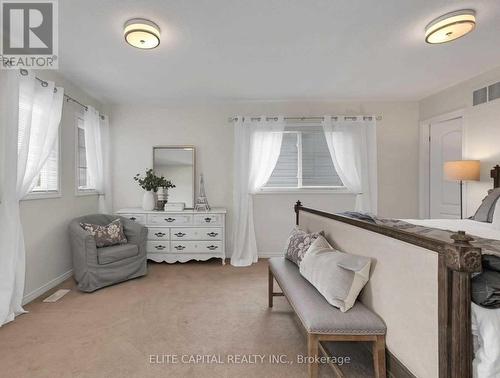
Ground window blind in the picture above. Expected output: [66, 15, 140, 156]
[265, 124, 343, 188]
[31, 138, 59, 192]
[77, 124, 88, 188]
[76, 118, 94, 190]
[302, 131, 343, 186]
[265, 132, 298, 187]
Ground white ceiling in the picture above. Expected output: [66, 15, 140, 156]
[58, 0, 500, 105]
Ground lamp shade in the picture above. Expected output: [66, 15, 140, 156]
[444, 160, 480, 181]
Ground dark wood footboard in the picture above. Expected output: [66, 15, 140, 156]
[294, 201, 482, 378]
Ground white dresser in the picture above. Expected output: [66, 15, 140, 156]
[116, 208, 226, 264]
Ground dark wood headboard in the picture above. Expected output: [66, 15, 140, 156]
[491, 165, 500, 188]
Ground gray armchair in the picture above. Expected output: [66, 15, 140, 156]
[68, 214, 148, 292]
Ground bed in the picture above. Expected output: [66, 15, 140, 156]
[294, 165, 500, 378]
[403, 218, 500, 378]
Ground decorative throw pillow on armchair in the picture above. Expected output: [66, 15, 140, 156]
[80, 219, 128, 248]
[284, 226, 323, 266]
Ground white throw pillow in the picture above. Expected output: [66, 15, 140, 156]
[492, 199, 500, 230]
[300, 238, 371, 312]
[305, 234, 333, 255]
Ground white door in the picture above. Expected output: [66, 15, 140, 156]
[429, 117, 463, 219]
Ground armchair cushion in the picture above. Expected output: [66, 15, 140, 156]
[98, 244, 139, 265]
[80, 218, 127, 247]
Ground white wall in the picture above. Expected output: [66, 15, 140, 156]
[20, 71, 103, 303]
[420, 65, 500, 216]
[110, 100, 420, 255]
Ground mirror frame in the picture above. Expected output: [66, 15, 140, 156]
[152, 146, 196, 209]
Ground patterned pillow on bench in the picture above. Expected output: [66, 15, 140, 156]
[284, 226, 322, 266]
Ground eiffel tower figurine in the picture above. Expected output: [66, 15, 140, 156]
[195, 174, 211, 211]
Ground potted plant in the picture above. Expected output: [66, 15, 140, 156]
[133, 169, 175, 211]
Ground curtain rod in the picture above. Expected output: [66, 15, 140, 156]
[19, 69, 105, 120]
[228, 115, 382, 123]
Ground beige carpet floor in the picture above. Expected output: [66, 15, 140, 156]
[0, 259, 337, 378]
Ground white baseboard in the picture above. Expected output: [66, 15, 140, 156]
[258, 252, 284, 258]
[22, 269, 73, 305]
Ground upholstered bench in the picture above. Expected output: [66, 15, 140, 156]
[268, 257, 387, 378]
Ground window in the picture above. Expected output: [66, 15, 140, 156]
[29, 137, 60, 196]
[76, 117, 95, 193]
[264, 125, 343, 190]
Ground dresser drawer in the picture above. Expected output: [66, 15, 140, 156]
[148, 227, 170, 241]
[148, 214, 193, 226]
[171, 227, 223, 241]
[194, 214, 223, 226]
[147, 241, 170, 253]
[120, 214, 146, 225]
[170, 241, 222, 253]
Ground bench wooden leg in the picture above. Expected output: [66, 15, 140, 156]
[268, 267, 273, 308]
[373, 335, 386, 378]
[308, 333, 319, 378]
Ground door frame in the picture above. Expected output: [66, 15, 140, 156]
[419, 109, 465, 219]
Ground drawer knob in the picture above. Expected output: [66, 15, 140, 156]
[174, 232, 186, 237]
[155, 245, 166, 250]
[154, 232, 166, 237]
[129, 217, 137, 221]
[165, 217, 175, 222]
[207, 245, 218, 250]
[174, 245, 186, 250]
[207, 232, 218, 237]
[204, 217, 212, 223]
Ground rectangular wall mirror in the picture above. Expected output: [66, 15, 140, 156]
[153, 146, 195, 209]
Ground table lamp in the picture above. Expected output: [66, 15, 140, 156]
[444, 160, 480, 219]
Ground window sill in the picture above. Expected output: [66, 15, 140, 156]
[75, 190, 100, 197]
[256, 187, 355, 195]
[22, 191, 62, 201]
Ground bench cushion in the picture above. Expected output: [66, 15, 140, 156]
[269, 257, 386, 335]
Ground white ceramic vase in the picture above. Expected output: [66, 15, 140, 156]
[142, 190, 155, 211]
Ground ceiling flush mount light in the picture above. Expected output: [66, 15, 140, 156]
[425, 9, 476, 44]
[124, 18, 160, 49]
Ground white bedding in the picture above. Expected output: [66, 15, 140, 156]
[472, 303, 500, 378]
[404, 218, 500, 378]
[404, 218, 500, 241]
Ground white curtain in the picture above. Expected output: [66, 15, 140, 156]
[322, 116, 377, 214]
[0, 71, 63, 326]
[0, 71, 23, 327]
[231, 116, 284, 266]
[84, 106, 111, 213]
